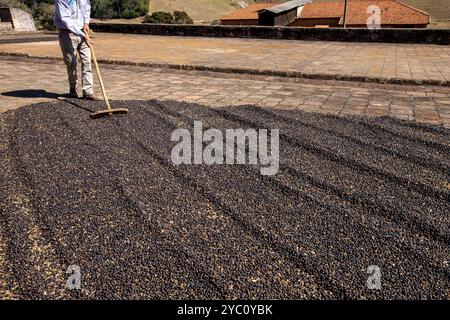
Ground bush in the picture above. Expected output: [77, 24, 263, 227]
[143, 11, 173, 24]
[143, 10, 194, 24]
[173, 11, 193, 24]
[32, 3, 55, 30]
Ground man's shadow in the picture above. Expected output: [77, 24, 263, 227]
[2, 89, 61, 99]
[1, 89, 94, 112]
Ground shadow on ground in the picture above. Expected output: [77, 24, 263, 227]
[1, 90, 97, 112]
[2, 89, 61, 99]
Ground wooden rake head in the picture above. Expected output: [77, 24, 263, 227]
[90, 108, 129, 119]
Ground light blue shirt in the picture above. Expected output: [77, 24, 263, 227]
[54, 0, 91, 37]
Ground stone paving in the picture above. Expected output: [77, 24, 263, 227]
[1, 56, 450, 127]
[1, 33, 450, 85]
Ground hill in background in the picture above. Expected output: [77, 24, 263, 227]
[148, 0, 247, 22]
[393, 0, 450, 27]
[148, 0, 280, 22]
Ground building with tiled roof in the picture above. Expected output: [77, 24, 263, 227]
[291, 0, 430, 28]
[220, 0, 430, 28]
[220, 3, 279, 25]
[258, 0, 312, 26]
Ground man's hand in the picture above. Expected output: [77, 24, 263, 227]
[83, 23, 93, 47]
[83, 23, 90, 35]
[84, 33, 93, 48]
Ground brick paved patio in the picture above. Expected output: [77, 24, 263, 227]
[1, 33, 450, 85]
[1, 57, 449, 127]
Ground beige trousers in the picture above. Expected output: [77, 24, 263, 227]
[58, 29, 93, 95]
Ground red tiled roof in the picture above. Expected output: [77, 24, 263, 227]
[299, 0, 430, 25]
[220, 3, 279, 21]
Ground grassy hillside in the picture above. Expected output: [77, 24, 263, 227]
[148, 0, 282, 22]
[400, 0, 450, 21]
[148, 0, 247, 22]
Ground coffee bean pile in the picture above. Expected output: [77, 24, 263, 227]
[0, 99, 448, 299]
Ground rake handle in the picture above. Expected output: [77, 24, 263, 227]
[90, 45, 112, 111]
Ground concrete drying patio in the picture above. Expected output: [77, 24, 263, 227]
[1, 32, 450, 85]
[0, 99, 449, 299]
[1, 57, 450, 127]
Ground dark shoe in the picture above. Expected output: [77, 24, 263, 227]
[68, 88, 78, 98]
[83, 92, 96, 100]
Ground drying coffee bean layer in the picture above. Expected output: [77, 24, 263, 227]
[0, 99, 448, 299]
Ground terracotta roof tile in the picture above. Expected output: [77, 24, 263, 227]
[300, 0, 430, 25]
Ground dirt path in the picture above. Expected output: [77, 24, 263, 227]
[0, 99, 448, 299]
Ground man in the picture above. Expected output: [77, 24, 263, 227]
[54, 0, 95, 99]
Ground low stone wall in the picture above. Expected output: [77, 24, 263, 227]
[90, 23, 450, 45]
[10, 8, 36, 32]
[0, 22, 13, 33]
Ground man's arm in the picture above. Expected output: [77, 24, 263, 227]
[82, 0, 91, 25]
[81, 0, 92, 46]
[54, 0, 85, 37]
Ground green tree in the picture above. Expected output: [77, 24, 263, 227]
[0, 0, 31, 11]
[91, 0, 117, 19]
[109, 0, 148, 19]
[0, 0, 150, 24]
[24, 0, 54, 8]
[32, 2, 55, 30]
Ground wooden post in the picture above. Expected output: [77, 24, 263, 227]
[343, 0, 349, 28]
[90, 46, 112, 111]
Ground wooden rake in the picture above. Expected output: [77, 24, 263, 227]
[89, 45, 128, 119]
